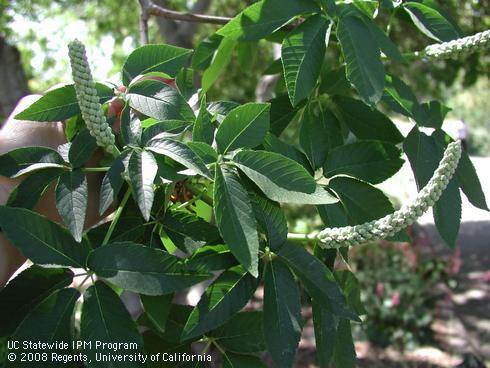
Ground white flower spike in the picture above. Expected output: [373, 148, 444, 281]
[317, 141, 462, 248]
[68, 40, 116, 153]
[424, 30, 490, 60]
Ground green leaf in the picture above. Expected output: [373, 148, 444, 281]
[300, 107, 343, 170]
[217, 0, 320, 41]
[147, 138, 212, 179]
[5, 288, 80, 368]
[208, 101, 240, 123]
[141, 120, 190, 145]
[176, 67, 197, 101]
[403, 128, 461, 247]
[223, 353, 268, 368]
[162, 209, 220, 240]
[213, 167, 260, 277]
[334, 270, 365, 315]
[14, 83, 114, 122]
[0, 146, 65, 178]
[233, 150, 320, 202]
[420, 100, 451, 129]
[282, 15, 329, 106]
[7, 168, 63, 209]
[141, 294, 173, 333]
[329, 176, 394, 223]
[187, 142, 218, 165]
[333, 95, 403, 143]
[366, 19, 405, 64]
[55, 170, 88, 242]
[383, 75, 429, 125]
[99, 152, 127, 215]
[182, 265, 259, 340]
[192, 34, 224, 71]
[192, 95, 214, 145]
[432, 131, 488, 211]
[319, 66, 351, 96]
[269, 94, 299, 136]
[68, 128, 98, 168]
[250, 193, 288, 250]
[80, 281, 143, 368]
[324, 140, 404, 184]
[202, 37, 236, 93]
[403, 1, 461, 42]
[128, 150, 158, 221]
[128, 80, 195, 122]
[211, 312, 266, 353]
[88, 242, 211, 295]
[264, 260, 303, 368]
[0, 266, 73, 338]
[215, 103, 270, 154]
[120, 104, 143, 146]
[277, 242, 354, 319]
[186, 244, 237, 272]
[237, 41, 258, 71]
[0, 206, 90, 268]
[312, 301, 339, 368]
[337, 15, 385, 105]
[263, 132, 312, 174]
[332, 320, 357, 368]
[122, 44, 193, 85]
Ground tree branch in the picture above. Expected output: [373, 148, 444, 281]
[140, 0, 231, 25]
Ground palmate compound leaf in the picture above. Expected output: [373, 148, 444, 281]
[147, 137, 212, 179]
[277, 242, 357, 320]
[128, 79, 195, 122]
[181, 265, 260, 341]
[233, 150, 338, 205]
[282, 15, 330, 107]
[264, 260, 303, 368]
[216, 0, 320, 41]
[213, 166, 260, 277]
[0, 146, 65, 178]
[122, 44, 193, 85]
[210, 312, 266, 353]
[128, 150, 158, 221]
[5, 288, 80, 368]
[336, 15, 385, 105]
[55, 170, 88, 243]
[99, 152, 128, 215]
[324, 140, 404, 184]
[88, 242, 212, 296]
[14, 83, 114, 122]
[299, 107, 343, 170]
[403, 1, 462, 42]
[0, 206, 90, 268]
[0, 266, 73, 338]
[215, 103, 270, 154]
[80, 281, 144, 368]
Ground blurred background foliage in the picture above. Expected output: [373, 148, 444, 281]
[0, 0, 489, 154]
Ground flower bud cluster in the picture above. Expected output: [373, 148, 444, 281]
[317, 141, 462, 248]
[424, 30, 490, 60]
[68, 40, 115, 153]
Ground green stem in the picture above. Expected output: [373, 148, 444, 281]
[82, 167, 110, 173]
[287, 232, 319, 242]
[184, 182, 213, 207]
[101, 188, 131, 246]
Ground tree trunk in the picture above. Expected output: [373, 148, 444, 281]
[0, 37, 30, 123]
